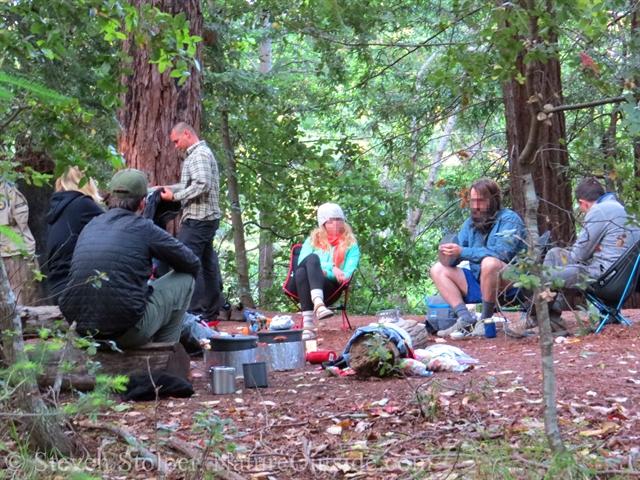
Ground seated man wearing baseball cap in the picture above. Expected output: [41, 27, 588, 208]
[59, 169, 200, 348]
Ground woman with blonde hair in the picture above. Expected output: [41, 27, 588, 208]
[46, 166, 104, 304]
[286, 203, 360, 339]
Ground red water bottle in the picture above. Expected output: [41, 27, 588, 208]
[306, 350, 337, 364]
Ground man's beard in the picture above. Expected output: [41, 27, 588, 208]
[471, 211, 496, 233]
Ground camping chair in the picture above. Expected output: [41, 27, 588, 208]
[585, 237, 640, 333]
[282, 244, 353, 331]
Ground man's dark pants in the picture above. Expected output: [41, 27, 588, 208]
[178, 218, 222, 320]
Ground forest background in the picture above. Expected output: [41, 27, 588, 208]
[3, 0, 640, 316]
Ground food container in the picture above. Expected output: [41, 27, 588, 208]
[243, 362, 268, 388]
[205, 335, 259, 378]
[256, 329, 305, 372]
[210, 366, 236, 394]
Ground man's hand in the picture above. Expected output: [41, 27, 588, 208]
[332, 266, 347, 284]
[153, 186, 174, 201]
[439, 243, 462, 258]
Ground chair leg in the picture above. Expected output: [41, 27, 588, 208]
[595, 313, 611, 334]
[342, 309, 352, 331]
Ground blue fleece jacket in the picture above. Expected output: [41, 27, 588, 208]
[456, 208, 527, 281]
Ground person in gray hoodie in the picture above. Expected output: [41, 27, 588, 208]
[507, 177, 640, 338]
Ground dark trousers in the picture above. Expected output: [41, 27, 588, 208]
[286, 254, 339, 311]
[178, 218, 222, 320]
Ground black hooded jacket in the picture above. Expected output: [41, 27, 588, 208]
[59, 208, 200, 335]
[45, 191, 104, 303]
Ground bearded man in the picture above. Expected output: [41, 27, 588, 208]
[429, 178, 527, 338]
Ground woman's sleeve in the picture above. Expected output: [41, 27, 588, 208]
[342, 244, 360, 280]
[297, 238, 313, 265]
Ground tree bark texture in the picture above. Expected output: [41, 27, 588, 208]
[257, 19, 274, 306]
[0, 258, 75, 455]
[503, 43, 574, 246]
[220, 110, 255, 308]
[15, 152, 55, 304]
[117, 0, 203, 188]
[522, 174, 565, 453]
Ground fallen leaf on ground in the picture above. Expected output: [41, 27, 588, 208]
[579, 422, 619, 437]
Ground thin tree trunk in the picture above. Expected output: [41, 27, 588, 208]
[257, 17, 274, 306]
[220, 110, 255, 308]
[404, 51, 438, 231]
[407, 114, 457, 238]
[514, 1, 565, 452]
[117, 0, 203, 189]
[600, 110, 620, 193]
[0, 259, 75, 455]
[404, 117, 420, 226]
[522, 174, 565, 453]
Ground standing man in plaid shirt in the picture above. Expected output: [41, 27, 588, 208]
[157, 122, 222, 322]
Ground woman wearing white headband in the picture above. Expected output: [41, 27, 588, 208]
[287, 203, 360, 339]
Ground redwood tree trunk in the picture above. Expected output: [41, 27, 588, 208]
[117, 0, 203, 188]
[503, 51, 574, 246]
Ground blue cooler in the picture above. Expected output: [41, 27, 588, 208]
[425, 295, 456, 333]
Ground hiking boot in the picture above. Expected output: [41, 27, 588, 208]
[450, 322, 475, 339]
[504, 316, 538, 339]
[508, 315, 569, 338]
[437, 319, 462, 337]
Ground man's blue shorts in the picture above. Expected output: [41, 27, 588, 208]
[462, 268, 483, 304]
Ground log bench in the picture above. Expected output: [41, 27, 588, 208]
[20, 306, 190, 391]
[29, 339, 190, 392]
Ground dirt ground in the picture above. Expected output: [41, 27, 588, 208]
[63, 310, 640, 479]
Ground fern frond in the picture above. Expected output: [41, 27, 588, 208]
[0, 88, 12, 102]
[0, 72, 73, 105]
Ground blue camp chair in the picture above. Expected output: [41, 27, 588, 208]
[585, 238, 640, 333]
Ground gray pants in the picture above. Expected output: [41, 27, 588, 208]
[543, 247, 591, 289]
[114, 271, 195, 349]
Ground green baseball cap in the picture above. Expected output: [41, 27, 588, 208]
[109, 169, 148, 198]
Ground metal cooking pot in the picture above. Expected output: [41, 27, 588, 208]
[257, 329, 305, 372]
[205, 335, 260, 378]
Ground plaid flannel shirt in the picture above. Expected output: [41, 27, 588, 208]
[173, 140, 221, 222]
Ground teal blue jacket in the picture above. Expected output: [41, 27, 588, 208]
[298, 237, 360, 282]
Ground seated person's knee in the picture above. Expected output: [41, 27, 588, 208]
[430, 262, 445, 279]
[480, 256, 503, 273]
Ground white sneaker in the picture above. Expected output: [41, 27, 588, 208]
[437, 319, 462, 337]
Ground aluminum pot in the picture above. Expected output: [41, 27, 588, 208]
[257, 329, 305, 372]
[205, 335, 259, 378]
